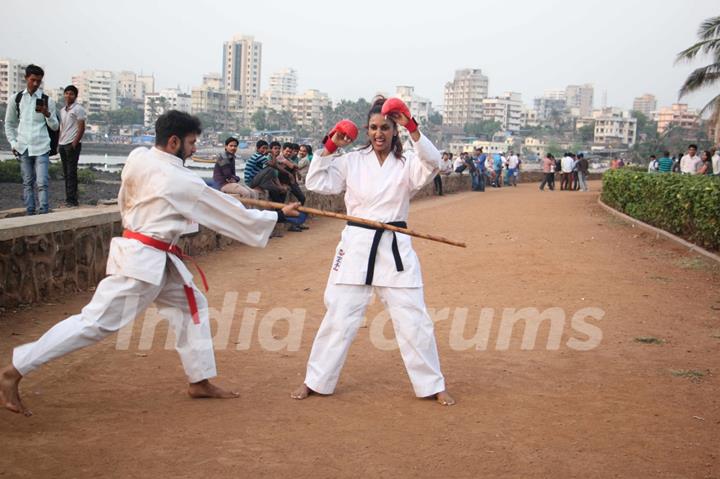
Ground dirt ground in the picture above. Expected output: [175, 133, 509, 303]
[0, 180, 718, 478]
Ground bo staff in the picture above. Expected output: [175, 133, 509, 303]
[237, 197, 466, 248]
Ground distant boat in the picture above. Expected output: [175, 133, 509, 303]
[191, 156, 216, 164]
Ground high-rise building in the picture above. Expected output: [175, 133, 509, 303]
[0, 59, 28, 103]
[144, 88, 191, 127]
[655, 103, 699, 134]
[565, 84, 593, 117]
[222, 34, 262, 99]
[632, 94, 657, 118]
[442, 68, 489, 128]
[71, 70, 119, 115]
[593, 109, 637, 146]
[395, 86, 432, 123]
[482, 92, 523, 132]
[268, 68, 297, 96]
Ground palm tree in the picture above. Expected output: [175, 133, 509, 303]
[676, 15, 720, 143]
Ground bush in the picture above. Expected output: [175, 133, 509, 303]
[602, 169, 720, 251]
[77, 168, 96, 184]
[0, 159, 22, 182]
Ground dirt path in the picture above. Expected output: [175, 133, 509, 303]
[1, 180, 718, 478]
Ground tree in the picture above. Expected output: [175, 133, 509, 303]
[251, 108, 268, 131]
[578, 122, 595, 144]
[676, 14, 720, 144]
[429, 111, 443, 126]
[463, 120, 502, 138]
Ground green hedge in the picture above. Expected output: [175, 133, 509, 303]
[0, 159, 94, 183]
[602, 169, 720, 251]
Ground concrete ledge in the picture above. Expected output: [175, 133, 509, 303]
[597, 198, 720, 264]
[0, 206, 120, 242]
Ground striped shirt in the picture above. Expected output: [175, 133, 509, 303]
[244, 152, 269, 185]
[657, 157, 673, 173]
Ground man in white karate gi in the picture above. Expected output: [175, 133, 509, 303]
[1, 110, 299, 416]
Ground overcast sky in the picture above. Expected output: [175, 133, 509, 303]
[2, 0, 717, 111]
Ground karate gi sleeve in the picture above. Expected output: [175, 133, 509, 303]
[407, 133, 441, 192]
[304, 152, 348, 195]
[190, 186, 279, 248]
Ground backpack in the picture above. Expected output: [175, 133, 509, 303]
[15, 92, 59, 156]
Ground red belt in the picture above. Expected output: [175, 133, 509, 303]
[122, 230, 208, 324]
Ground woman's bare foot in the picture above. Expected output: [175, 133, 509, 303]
[435, 390, 456, 406]
[290, 384, 316, 400]
[0, 366, 31, 416]
[187, 379, 239, 399]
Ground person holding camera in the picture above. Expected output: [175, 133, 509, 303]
[4, 64, 59, 215]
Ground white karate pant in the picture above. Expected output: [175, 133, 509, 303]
[304, 282, 445, 397]
[12, 267, 217, 384]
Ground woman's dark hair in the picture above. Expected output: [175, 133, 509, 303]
[225, 136, 239, 146]
[300, 144, 313, 155]
[362, 96, 403, 160]
[155, 110, 202, 147]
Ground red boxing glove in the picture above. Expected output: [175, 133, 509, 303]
[325, 119, 359, 153]
[381, 98, 418, 133]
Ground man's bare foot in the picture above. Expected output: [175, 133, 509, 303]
[435, 390, 456, 406]
[187, 380, 239, 399]
[0, 366, 31, 416]
[290, 384, 316, 400]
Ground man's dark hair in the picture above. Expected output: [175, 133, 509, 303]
[225, 136, 239, 146]
[282, 142, 294, 150]
[25, 64, 44, 78]
[577, 153, 584, 159]
[154, 110, 202, 147]
[689, 144, 698, 150]
[64, 85, 79, 95]
[269, 141, 281, 149]
[663, 150, 670, 157]
[650, 154, 657, 159]
[255, 139, 268, 150]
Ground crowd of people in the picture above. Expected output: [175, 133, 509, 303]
[213, 138, 313, 233]
[645, 144, 719, 175]
[433, 148, 522, 195]
[539, 152, 590, 192]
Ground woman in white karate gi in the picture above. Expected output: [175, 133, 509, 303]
[1, 111, 300, 416]
[291, 97, 455, 405]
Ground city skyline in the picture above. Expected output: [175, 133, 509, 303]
[1, 0, 718, 112]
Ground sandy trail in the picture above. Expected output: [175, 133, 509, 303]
[0, 180, 718, 478]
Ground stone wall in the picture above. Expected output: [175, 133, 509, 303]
[0, 170, 601, 308]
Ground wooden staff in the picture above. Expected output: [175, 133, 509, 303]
[237, 197, 466, 248]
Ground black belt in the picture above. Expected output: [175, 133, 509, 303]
[347, 220, 407, 285]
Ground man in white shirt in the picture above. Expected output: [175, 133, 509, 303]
[680, 144, 702, 174]
[507, 151, 520, 187]
[0, 110, 300, 416]
[58, 85, 86, 207]
[560, 153, 575, 190]
[3, 64, 59, 215]
[712, 147, 719, 176]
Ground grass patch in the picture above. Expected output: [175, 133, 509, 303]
[634, 336, 665, 345]
[670, 369, 708, 382]
[649, 276, 672, 283]
[677, 257, 708, 270]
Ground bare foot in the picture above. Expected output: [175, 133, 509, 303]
[187, 380, 239, 399]
[435, 390, 456, 406]
[0, 366, 31, 416]
[290, 384, 316, 400]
